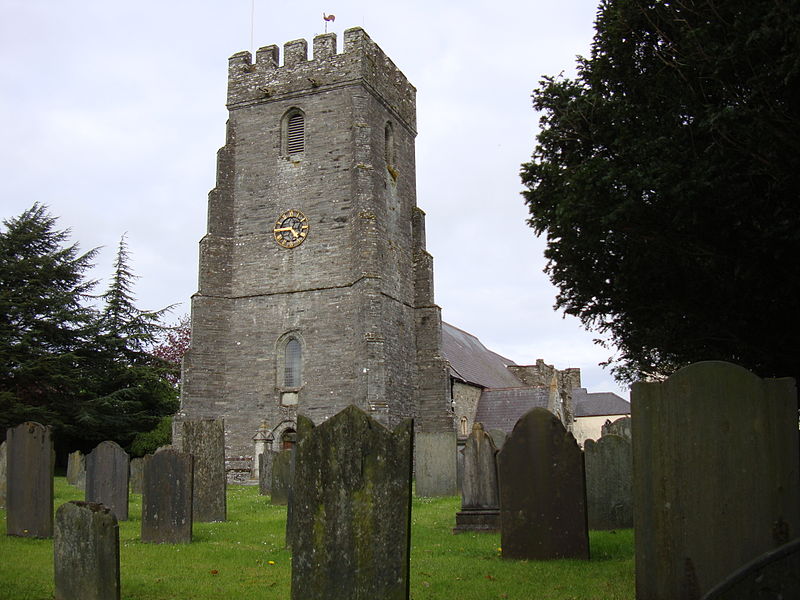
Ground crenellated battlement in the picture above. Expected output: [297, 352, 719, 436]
[226, 28, 416, 132]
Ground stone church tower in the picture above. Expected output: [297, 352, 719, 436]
[175, 28, 455, 493]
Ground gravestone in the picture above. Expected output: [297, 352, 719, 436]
[66, 450, 85, 486]
[498, 407, 589, 560]
[0, 441, 6, 510]
[601, 416, 631, 440]
[415, 432, 457, 497]
[258, 450, 275, 496]
[54, 501, 120, 600]
[6, 422, 54, 538]
[701, 537, 800, 599]
[290, 405, 413, 600]
[454, 423, 500, 533]
[584, 434, 633, 530]
[85, 441, 130, 521]
[271, 449, 293, 505]
[181, 419, 226, 522]
[141, 449, 193, 544]
[129, 457, 144, 494]
[632, 361, 800, 600]
[488, 429, 508, 451]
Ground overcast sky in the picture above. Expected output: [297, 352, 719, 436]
[0, 1, 629, 399]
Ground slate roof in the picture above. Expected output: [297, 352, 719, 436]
[572, 388, 630, 417]
[442, 322, 522, 389]
[473, 387, 550, 433]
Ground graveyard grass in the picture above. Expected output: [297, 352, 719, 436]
[0, 478, 634, 599]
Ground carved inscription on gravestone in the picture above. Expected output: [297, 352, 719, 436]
[290, 406, 413, 600]
[141, 449, 193, 544]
[85, 441, 130, 521]
[584, 434, 633, 530]
[54, 501, 120, 600]
[498, 407, 589, 560]
[181, 419, 226, 522]
[6, 422, 54, 538]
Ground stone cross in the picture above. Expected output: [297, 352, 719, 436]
[584, 434, 633, 530]
[54, 501, 120, 600]
[181, 419, 227, 522]
[85, 441, 130, 521]
[6, 422, 54, 538]
[632, 361, 800, 599]
[141, 449, 193, 544]
[290, 405, 413, 600]
[454, 422, 500, 533]
[498, 407, 589, 560]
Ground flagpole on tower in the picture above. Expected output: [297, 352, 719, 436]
[250, 0, 255, 54]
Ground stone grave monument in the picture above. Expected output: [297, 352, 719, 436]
[632, 361, 800, 599]
[584, 433, 633, 530]
[66, 450, 85, 486]
[85, 440, 130, 521]
[271, 449, 293, 506]
[6, 421, 54, 538]
[0, 440, 6, 510]
[454, 423, 500, 533]
[601, 415, 631, 440]
[258, 450, 275, 496]
[181, 418, 226, 522]
[129, 457, 144, 494]
[290, 405, 413, 600]
[498, 407, 589, 560]
[54, 501, 120, 600]
[141, 449, 193, 544]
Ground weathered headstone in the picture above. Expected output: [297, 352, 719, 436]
[271, 449, 293, 505]
[0, 440, 6, 510]
[258, 450, 275, 496]
[66, 450, 85, 486]
[584, 434, 633, 530]
[488, 429, 508, 451]
[601, 416, 631, 440]
[85, 441, 130, 521]
[701, 537, 800, 599]
[633, 361, 800, 600]
[415, 431, 457, 497]
[498, 407, 589, 560]
[454, 423, 500, 533]
[129, 457, 144, 494]
[6, 422, 54, 538]
[290, 406, 413, 600]
[54, 501, 120, 600]
[181, 419, 226, 522]
[141, 449, 193, 544]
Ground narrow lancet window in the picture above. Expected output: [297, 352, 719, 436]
[284, 338, 302, 387]
[286, 113, 305, 154]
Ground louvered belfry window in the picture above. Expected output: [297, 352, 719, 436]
[284, 338, 302, 387]
[286, 113, 305, 154]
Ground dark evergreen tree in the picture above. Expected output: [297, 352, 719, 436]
[521, 0, 800, 383]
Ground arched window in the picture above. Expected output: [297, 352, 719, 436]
[284, 338, 302, 387]
[283, 109, 305, 155]
[460, 416, 469, 436]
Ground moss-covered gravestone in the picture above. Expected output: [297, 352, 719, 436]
[498, 407, 589, 560]
[633, 361, 800, 599]
[258, 451, 274, 496]
[270, 449, 293, 506]
[454, 423, 500, 533]
[54, 501, 120, 600]
[290, 405, 413, 600]
[584, 434, 633, 530]
[181, 419, 226, 522]
[6, 422, 54, 538]
[66, 450, 85, 486]
[141, 449, 193, 544]
[85, 441, 130, 521]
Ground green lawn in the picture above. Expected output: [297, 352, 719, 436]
[0, 478, 634, 599]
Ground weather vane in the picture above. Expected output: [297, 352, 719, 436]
[323, 13, 335, 33]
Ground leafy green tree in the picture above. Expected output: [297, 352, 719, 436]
[521, 0, 800, 383]
[0, 204, 98, 438]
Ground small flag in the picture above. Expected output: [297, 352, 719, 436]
[323, 13, 336, 22]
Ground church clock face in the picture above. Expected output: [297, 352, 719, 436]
[273, 209, 309, 248]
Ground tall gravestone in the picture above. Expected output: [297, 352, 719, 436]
[488, 429, 508, 451]
[290, 406, 413, 600]
[415, 432, 457, 497]
[0, 440, 6, 510]
[258, 450, 275, 496]
[601, 415, 631, 440]
[182, 419, 226, 522]
[584, 434, 633, 530]
[6, 422, 54, 538]
[85, 441, 130, 521]
[498, 407, 589, 560]
[66, 450, 85, 486]
[454, 423, 500, 533]
[129, 457, 144, 495]
[633, 361, 800, 600]
[271, 449, 293, 506]
[141, 449, 193, 544]
[54, 501, 120, 600]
